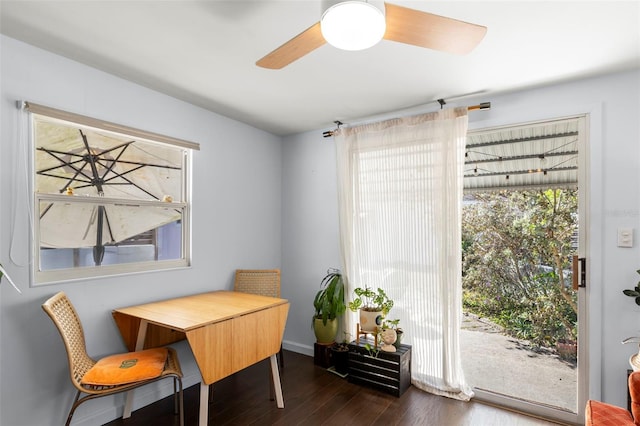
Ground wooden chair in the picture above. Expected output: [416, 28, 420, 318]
[234, 269, 284, 367]
[42, 292, 184, 426]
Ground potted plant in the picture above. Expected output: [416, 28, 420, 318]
[382, 318, 404, 348]
[330, 333, 351, 375]
[313, 268, 346, 344]
[348, 287, 393, 333]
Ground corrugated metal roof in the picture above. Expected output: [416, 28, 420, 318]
[464, 117, 582, 192]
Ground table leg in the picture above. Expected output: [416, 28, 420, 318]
[123, 320, 149, 418]
[270, 354, 284, 408]
[200, 381, 209, 426]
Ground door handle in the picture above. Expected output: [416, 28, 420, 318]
[572, 255, 586, 290]
[579, 257, 586, 288]
[572, 256, 578, 291]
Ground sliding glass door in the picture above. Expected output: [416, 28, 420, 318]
[460, 116, 588, 424]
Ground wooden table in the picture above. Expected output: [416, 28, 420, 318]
[112, 290, 289, 425]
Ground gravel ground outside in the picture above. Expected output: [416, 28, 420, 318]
[460, 313, 577, 412]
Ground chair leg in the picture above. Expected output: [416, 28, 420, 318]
[177, 377, 184, 426]
[66, 391, 83, 426]
[170, 375, 184, 426]
[173, 377, 178, 415]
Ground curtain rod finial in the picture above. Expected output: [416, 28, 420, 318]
[323, 121, 343, 138]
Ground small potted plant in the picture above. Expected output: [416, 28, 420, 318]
[312, 268, 346, 344]
[348, 287, 393, 333]
[382, 318, 404, 348]
[330, 332, 351, 375]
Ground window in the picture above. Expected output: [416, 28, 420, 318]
[25, 102, 199, 285]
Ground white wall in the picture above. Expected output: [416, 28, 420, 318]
[280, 68, 640, 410]
[281, 130, 341, 354]
[0, 35, 282, 426]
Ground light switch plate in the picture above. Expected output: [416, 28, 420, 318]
[618, 227, 633, 248]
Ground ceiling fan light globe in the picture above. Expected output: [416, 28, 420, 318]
[321, 0, 386, 51]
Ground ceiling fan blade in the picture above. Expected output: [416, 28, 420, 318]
[256, 22, 326, 69]
[383, 3, 487, 55]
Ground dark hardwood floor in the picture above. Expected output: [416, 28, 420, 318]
[104, 350, 563, 426]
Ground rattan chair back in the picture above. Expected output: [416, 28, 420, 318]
[42, 291, 96, 392]
[234, 269, 281, 298]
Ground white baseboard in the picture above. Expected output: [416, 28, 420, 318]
[283, 339, 313, 357]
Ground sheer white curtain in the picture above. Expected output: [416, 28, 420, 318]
[335, 107, 473, 400]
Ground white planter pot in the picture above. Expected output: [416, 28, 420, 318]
[359, 309, 383, 333]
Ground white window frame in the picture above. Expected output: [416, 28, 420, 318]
[23, 102, 199, 285]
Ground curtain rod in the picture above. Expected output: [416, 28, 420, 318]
[322, 101, 491, 138]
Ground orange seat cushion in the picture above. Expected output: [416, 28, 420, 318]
[586, 399, 634, 426]
[630, 371, 640, 424]
[81, 348, 168, 386]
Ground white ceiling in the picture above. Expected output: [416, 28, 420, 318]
[1, 1, 639, 136]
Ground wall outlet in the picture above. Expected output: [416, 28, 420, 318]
[618, 228, 633, 248]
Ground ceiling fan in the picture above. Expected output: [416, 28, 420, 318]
[256, 0, 487, 69]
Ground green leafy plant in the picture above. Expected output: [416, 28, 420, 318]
[623, 269, 640, 305]
[313, 268, 346, 326]
[462, 189, 577, 349]
[382, 318, 401, 332]
[364, 342, 380, 358]
[348, 287, 393, 315]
